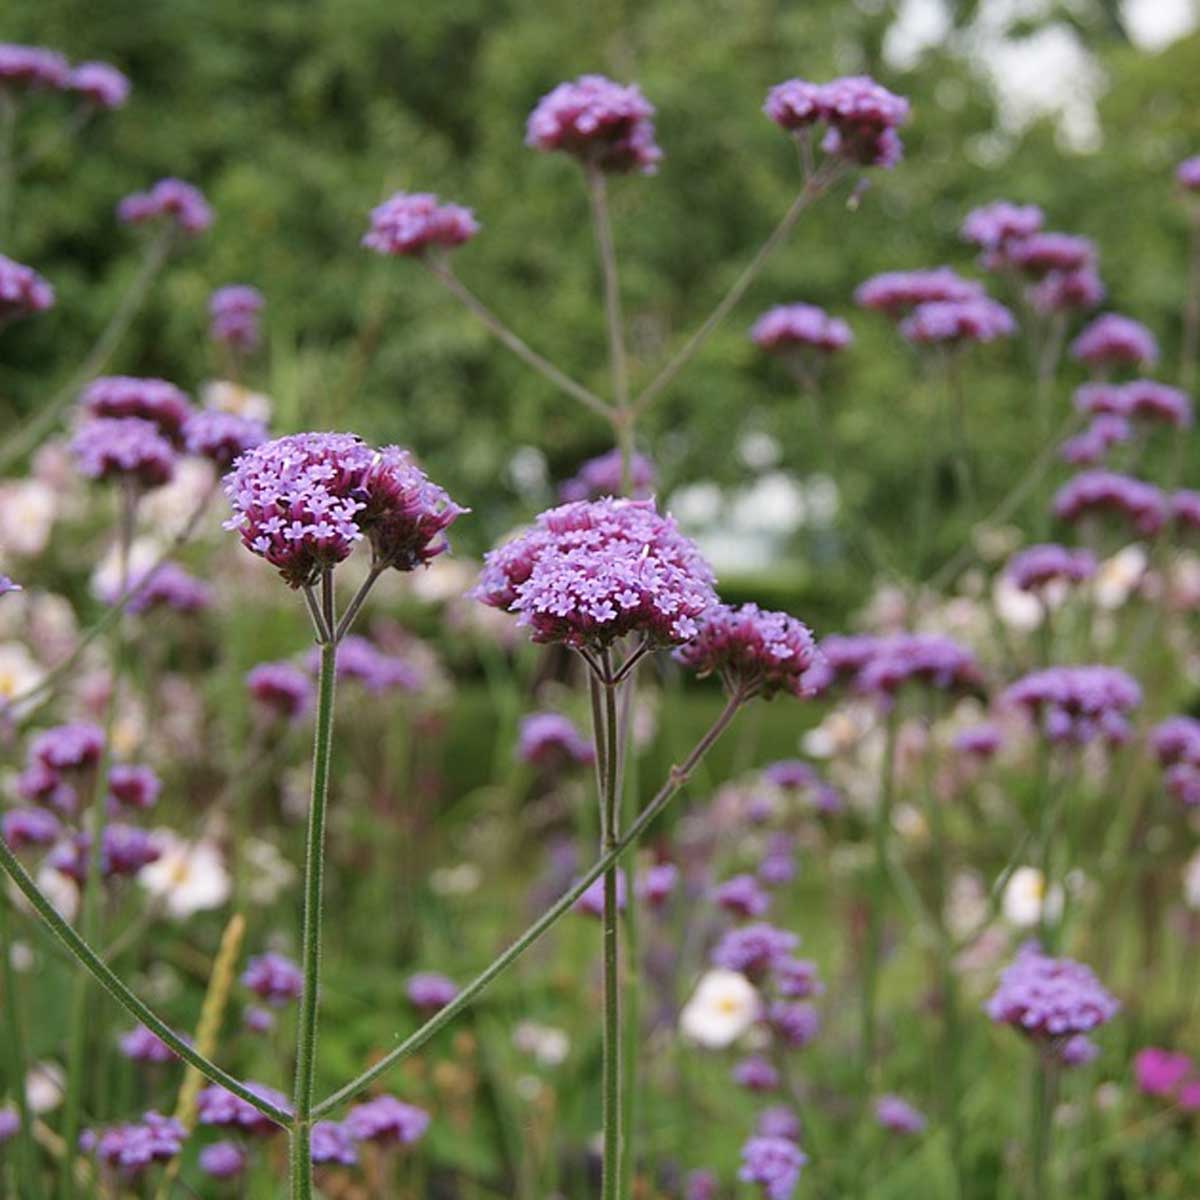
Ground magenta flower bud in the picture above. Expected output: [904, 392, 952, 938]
[343, 1095, 429, 1145]
[1053, 471, 1167, 536]
[516, 712, 595, 769]
[1003, 665, 1140, 747]
[0, 254, 54, 327]
[1177, 157, 1200, 192]
[198, 1140, 247, 1179]
[311, 1121, 357, 1165]
[1006, 544, 1096, 593]
[733, 1056, 780, 1092]
[751, 304, 852, 354]
[960, 201, 1044, 250]
[0, 44, 71, 92]
[108, 764, 161, 810]
[69, 62, 129, 109]
[899, 297, 1015, 345]
[197, 1083, 290, 1136]
[986, 942, 1118, 1039]
[559, 448, 656, 502]
[674, 603, 821, 700]
[1070, 313, 1158, 370]
[182, 409, 267, 469]
[241, 952, 303, 1007]
[406, 972, 458, 1013]
[71, 417, 177, 489]
[118, 178, 212, 236]
[854, 268, 983, 317]
[875, 1094, 926, 1135]
[363, 191, 479, 256]
[738, 1135, 807, 1200]
[246, 661, 314, 723]
[1134, 1047, 1193, 1096]
[209, 285, 264, 353]
[1, 806, 62, 850]
[713, 873, 771, 919]
[526, 75, 661, 175]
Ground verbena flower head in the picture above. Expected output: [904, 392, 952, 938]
[526, 75, 661, 174]
[241, 953, 303, 1006]
[960, 201, 1044, 250]
[93, 1111, 185, 1175]
[311, 1121, 357, 1166]
[775, 957, 824, 999]
[222, 432, 371, 587]
[898, 297, 1015, 345]
[1060, 415, 1130, 466]
[343, 1095, 430, 1145]
[0, 575, 20, 598]
[738, 1135, 808, 1200]
[0, 44, 70, 92]
[638, 862, 679, 907]
[1, 806, 62, 850]
[954, 723, 1003, 759]
[362, 191, 479, 256]
[116, 563, 211, 616]
[1070, 314, 1158, 370]
[49, 825, 161, 881]
[31, 722, 104, 772]
[674, 603, 821, 700]
[1177, 157, 1200, 192]
[1173, 490, 1200, 532]
[573, 870, 627, 918]
[1122, 380, 1192, 428]
[711, 922, 798, 980]
[1150, 716, 1200, 766]
[1134, 1047, 1194, 1096]
[1006, 544, 1096, 592]
[750, 304, 852, 354]
[80, 376, 193, 443]
[875, 1095, 926, 1135]
[183, 409, 268, 468]
[117, 178, 213, 236]
[1002, 232, 1095, 277]
[733, 1055, 780, 1092]
[198, 1141, 246, 1179]
[765, 75, 909, 168]
[246, 661, 314, 722]
[118, 1025, 178, 1064]
[406, 972, 458, 1012]
[559, 448, 656, 501]
[516, 712, 595, 769]
[69, 62, 129, 109]
[767, 1000, 820, 1048]
[1058, 1034, 1098, 1067]
[1053, 471, 1167, 536]
[1029, 267, 1104, 315]
[985, 942, 1118, 1040]
[852, 633, 981, 700]
[72, 417, 176, 489]
[108, 764, 161, 810]
[209, 285, 264, 352]
[0, 254, 54, 326]
[757, 1107, 801, 1141]
[714, 873, 771, 919]
[306, 635, 422, 693]
[854, 268, 983, 317]
[1002, 665, 1141, 746]
[474, 497, 716, 651]
[196, 1083, 290, 1136]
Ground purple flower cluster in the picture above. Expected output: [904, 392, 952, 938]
[223, 432, 463, 587]
[767, 1000, 820, 1048]
[733, 1055, 780, 1092]
[714, 873, 771, 919]
[0, 253, 54, 326]
[526, 75, 661, 174]
[638, 862, 679, 907]
[475, 497, 716, 651]
[209, 285, 264, 353]
[750, 304, 853, 354]
[311, 636, 422, 693]
[855, 267, 983, 316]
[764, 75, 909, 168]
[242, 953, 303, 1006]
[516, 712, 595, 769]
[49, 825, 161, 882]
[246, 661, 314, 722]
[91, 1111, 185, 1175]
[775, 957, 824, 999]
[1053, 471, 1167, 536]
[1179, 157, 1200, 192]
[343, 1094, 430, 1145]
[1028, 266, 1104, 315]
[1074, 379, 1192, 428]
[198, 1141, 246, 1179]
[960, 201, 1044, 250]
[1173, 490, 1200, 532]
[311, 1120, 358, 1165]
[196, 1082, 290, 1136]
[1070, 314, 1158, 371]
[985, 943, 1118, 1040]
[813, 633, 980, 700]
[183, 409, 268, 468]
[118, 178, 212, 236]
[573, 869, 627, 918]
[875, 1094, 926, 1135]
[898, 297, 1015, 346]
[406, 972, 458, 1013]
[0, 44, 71, 91]
[1002, 665, 1141, 746]
[14, 723, 105, 814]
[1, 807, 62, 850]
[118, 1025, 178, 1065]
[738, 1135, 808, 1200]
[1060, 415, 1130, 466]
[559, 448, 656, 502]
[108, 764, 162, 810]
[675, 604, 821, 700]
[1150, 716, 1200, 807]
[1001, 232, 1095, 277]
[363, 191, 479, 257]
[70, 61, 129, 109]
[71, 416, 176, 489]
[1006, 544, 1096, 593]
[711, 922, 798, 980]
[118, 563, 211, 616]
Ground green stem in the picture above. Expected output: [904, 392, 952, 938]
[0, 92, 16, 245]
[1034, 742, 1062, 953]
[598, 656, 622, 1200]
[1182, 211, 1200, 393]
[1029, 1052, 1057, 1200]
[289, 614, 339, 1198]
[617, 671, 640, 1200]
[313, 691, 744, 1118]
[0, 895, 41, 1198]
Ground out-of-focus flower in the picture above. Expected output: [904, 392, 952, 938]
[242, 838, 296, 904]
[1059, 415, 1130, 466]
[117, 178, 212, 236]
[90, 1111, 186, 1175]
[68, 61, 129, 108]
[775, 958, 824, 999]
[0, 480, 57, 557]
[1185, 849, 1200, 909]
[1123, 380, 1192, 428]
[49, 826, 161, 881]
[527, 75, 661, 174]
[0, 643, 45, 706]
[1092, 545, 1148, 609]
[767, 1000, 820, 1048]
[2, 807, 61, 850]
[0, 254, 54, 326]
[0, 44, 70, 92]
[183, 409, 267, 468]
[1007, 544, 1096, 593]
[961, 201, 1043, 250]
[25, 1061, 65, 1113]
[1028, 266, 1104, 315]
[559, 448, 656, 501]
[108, 764, 161, 810]
[197, 1083, 289, 1136]
[406, 972, 457, 1013]
[954, 723, 1003, 759]
[1058, 1034, 1098, 1068]
[1054, 472, 1166, 537]
[738, 1135, 807, 1200]
[72, 417, 176, 489]
[244, 1006, 275, 1035]
[1002, 666, 1140, 746]
[684, 1169, 719, 1200]
[138, 833, 230, 919]
[1002, 233, 1095, 277]
[363, 192, 479, 256]
[714, 873, 771, 919]
[1178, 157, 1200, 192]
[513, 1021, 570, 1066]
[242, 953, 302, 1006]
[202, 380, 272, 423]
[899, 298, 1015, 345]
[710, 923, 798, 980]
[1002, 867, 1063, 928]
[875, 1094, 926, 1134]
[572, 870, 627, 918]
[751, 303, 852, 354]
[733, 1056, 780, 1092]
[679, 969, 761, 1048]
[81, 376, 193, 444]
[118, 1026, 179, 1065]
[247, 661, 314, 723]
[198, 1141, 246, 1179]
[1133, 1048, 1193, 1097]
[343, 1095, 430, 1145]
[855, 268, 983, 316]
[1070, 314, 1158, 370]
[516, 712, 595, 769]
[985, 942, 1118, 1039]
[756, 1107, 801, 1142]
[209, 285, 264, 353]
[637, 862, 678, 907]
[311, 1120, 357, 1165]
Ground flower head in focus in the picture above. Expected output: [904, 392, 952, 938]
[527, 75, 661, 174]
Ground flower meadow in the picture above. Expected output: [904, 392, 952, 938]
[1, 32, 1200, 1200]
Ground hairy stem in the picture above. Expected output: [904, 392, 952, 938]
[313, 692, 744, 1118]
[0, 894, 42, 1197]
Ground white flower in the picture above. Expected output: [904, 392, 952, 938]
[1093, 545, 1147, 610]
[513, 1021, 570, 1066]
[1184, 849, 1200, 910]
[679, 969, 761, 1048]
[0, 642, 44, 707]
[993, 574, 1044, 632]
[91, 537, 162, 603]
[26, 1061, 65, 1113]
[429, 862, 482, 897]
[1001, 866, 1063, 928]
[0, 480, 57, 557]
[242, 838, 296, 905]
[139, 833, 230, 919]
[202, 380, 272, 423]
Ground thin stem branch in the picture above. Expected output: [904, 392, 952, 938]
[300, 585, 330, 645]
[313, 690, 745, 1118]
[0, 92, 16, 245]
[0, 893, 42, 1197]
[289, 629, 339, 1197]
[426, 260, 612, 419]
[633, 167, 841, 416]
[0, 226, 175, 474]
[598, 650, 622, 1200]
[333, 564, 385, 643]
[0, 839, 290, 1125]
